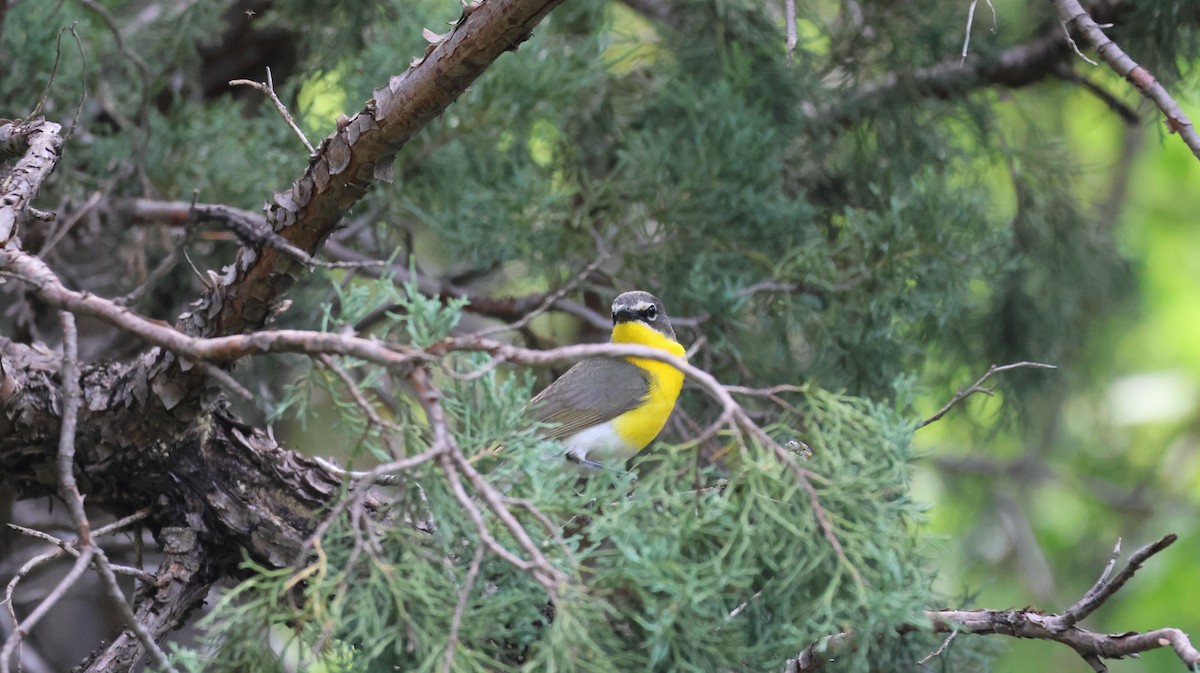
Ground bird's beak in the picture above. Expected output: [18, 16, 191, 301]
[613, 307, 640, 323]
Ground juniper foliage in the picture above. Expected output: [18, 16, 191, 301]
[3, 0, 1197, 671]
[175, 282, 934, 672]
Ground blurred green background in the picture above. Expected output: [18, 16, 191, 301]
[915, 84, 1200, 671]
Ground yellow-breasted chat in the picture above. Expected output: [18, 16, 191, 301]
[526, 291, 685, 469]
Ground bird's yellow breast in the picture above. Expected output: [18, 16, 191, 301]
[609, 321, 686, 451]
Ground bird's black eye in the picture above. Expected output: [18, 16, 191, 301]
[643, 305, 658, 322]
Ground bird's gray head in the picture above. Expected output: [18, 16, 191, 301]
[611, 290, 676, 340]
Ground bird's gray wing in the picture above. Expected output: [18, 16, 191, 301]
[524, 358, 650, 441]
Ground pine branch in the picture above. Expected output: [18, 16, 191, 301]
[801, 0, 1180, 132]
[809, 27, 1070, 127]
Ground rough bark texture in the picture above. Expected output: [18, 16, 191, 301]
[0, 120, 63, 244]
[177, 0, 563, 344]
[0, 339, 353, 570]
[0, 2, 565, 669]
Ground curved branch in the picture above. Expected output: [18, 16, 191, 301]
[1, 236, 856, 591]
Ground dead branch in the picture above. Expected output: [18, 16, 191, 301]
[788, 534, 1199, 673]
[0, 120, 64, 245]
[229, 66, 315, 155]
[918, 361, 1057, 428]
[0, 548, 96, 673]
[1055, 0, 1200, 161]
[803, 22, 1069, 127]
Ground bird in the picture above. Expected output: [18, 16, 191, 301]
[525, 290, 686, 470]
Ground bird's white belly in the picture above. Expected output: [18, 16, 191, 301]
[556, 422, 639, 467]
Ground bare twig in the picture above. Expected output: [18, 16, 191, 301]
[441, 544, 486, 673]
[1056, 535, 1175, 628]
[410, 366, 568, 596]
[90, 546, 173, 671]
[918, 361, 1057, 428]
[960, 0, 999, 64]
[725, 383, 808, 397]
[789, 534, 1198, 673]
[1055, 0, 1200, 161]
[70, 0, 152, 131]
[3, 510, 154, 617]
[230, 67, 316, 155]
[961, 0, 979, 65]
[5, 525, 155, 585]
[0, 547, 96, 673]
[784, 0, 797, 60]
[727, 589, 763, 620]
[469, 250, 609, 339]
[917, 629, 958, 664]
[116, 226, 199, 307]
[316, 353, 403, 453]
[38, 190, 102, 256]
[302, 443, 447, 566]
[1061, 17, 1098, 66]
[502, 496, 577, 567]
[310, 444, 444, 491]
[53, 312, 177, 672]
[438, 452, 541, 579]
[56, 311, 90, 543]
[193, 203, 318, 266]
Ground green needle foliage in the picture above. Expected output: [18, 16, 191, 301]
[5, 0, 1198, 670]
[175, 285, 938, 672]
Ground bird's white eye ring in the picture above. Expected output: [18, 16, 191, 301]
[644, 306, 657, 321]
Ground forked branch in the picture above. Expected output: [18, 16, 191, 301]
[919, 361, 1057, 428]
[787, 534, 1198, 673]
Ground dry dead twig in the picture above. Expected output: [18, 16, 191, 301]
[230, 67, 315, 155]
[787, 534, 1198, 673]
[919, 361, 1057, 428]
